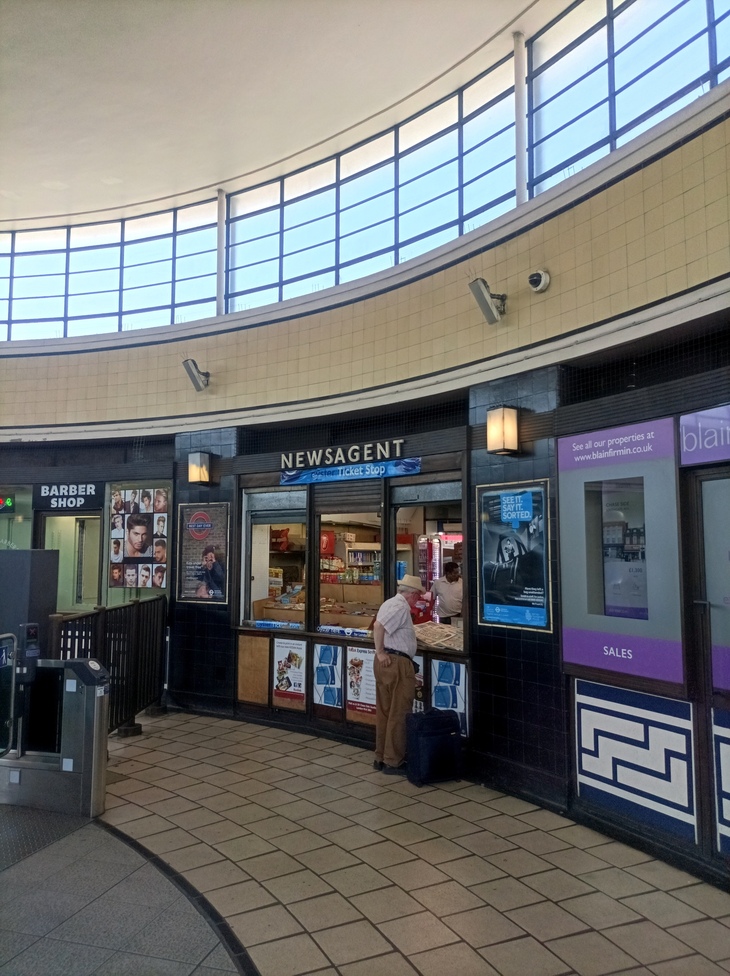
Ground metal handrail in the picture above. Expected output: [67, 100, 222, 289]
[48, 597, 167, 733]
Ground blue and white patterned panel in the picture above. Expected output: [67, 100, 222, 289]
[313, 644, 342, 708]
[575, 680, 696, 842]
[431, 659, 468, 735]
[712, 707, 730, 855]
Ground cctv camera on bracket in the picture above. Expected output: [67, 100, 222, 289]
[528, 269, 550, 293]
[468, 278, 507, 324]
[182, 357, 210, 392]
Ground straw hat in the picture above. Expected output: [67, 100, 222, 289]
[398, 574, 425, 593]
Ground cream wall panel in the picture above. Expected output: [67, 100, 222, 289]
[2, 116, 729, 437]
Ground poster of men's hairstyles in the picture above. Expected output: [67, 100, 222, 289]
[177, 502, 229, 603]
[477, 481, 551, 631]
[108, 484, 170, 589]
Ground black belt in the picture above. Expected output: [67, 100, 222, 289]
[385, 649, 413, 661]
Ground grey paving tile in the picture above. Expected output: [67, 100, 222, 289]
[442, 904, 525, 947]
[479, 935, 572, 976]
[1, 887, 95, 937]
[627, 861, 704, 890]
[522, 867, 597, 901]
[579, 867, 655, 898]
[408, 940, 501, 975]
[667, 919, 730, 960]
[287, 891, 363, 932]
[505, 899, 589, 941]
[121, 897, 219, 964]
[0, 931, 39, 967]
[227, 903, 303, 945]
[106, 862, 183, 908]
[673, 884, 730, 918]
[93, 953, 198, 975]
[604, 920, 695, 964]
[621, 890, 706, 927]
[338, 953, 419, 976]
[350, 886, 424, 923]
[560, 891, 642, 929]
[0, 936, 114, 975]
[378, 909, 460, 954]
[647, 957, 730, 975]
[197, 943, 238, 972]
[246, 932, 331, 976]
[545, 930, 638, 976]
[470, 876, 546, 911]
[313, 919, 391, 965]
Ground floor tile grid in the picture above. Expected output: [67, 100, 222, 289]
[103, 713, 730, 976]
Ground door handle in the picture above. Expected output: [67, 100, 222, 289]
[693, 599, 710, 607]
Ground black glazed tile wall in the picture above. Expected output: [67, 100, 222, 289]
[168, 428, 238, 706]
[468, 367, 568, 808]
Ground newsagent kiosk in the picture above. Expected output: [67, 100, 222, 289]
[232, 403, 470, 743]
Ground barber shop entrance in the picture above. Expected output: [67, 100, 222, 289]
[33, 482, 104, 612]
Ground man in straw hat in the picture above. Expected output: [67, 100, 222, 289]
[372, 574, 424, 774]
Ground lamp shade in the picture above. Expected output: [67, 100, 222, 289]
[188, 452, 211, 484]
[486, 406, 519, 454]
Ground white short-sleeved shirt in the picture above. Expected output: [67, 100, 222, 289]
[376, 593, 416, 657]
[431, 577, 462, 617]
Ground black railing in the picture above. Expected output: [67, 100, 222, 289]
[48, 597, 167, 733]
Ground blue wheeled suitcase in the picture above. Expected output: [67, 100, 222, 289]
[406, 708, 462, 787]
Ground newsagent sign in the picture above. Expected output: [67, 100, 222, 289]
[280, 437, 421, 485]
[557, 418, 683, 683]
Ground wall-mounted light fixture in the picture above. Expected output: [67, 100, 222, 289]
[183, 358, 210, 392]
[188, 452, 211, 484]
[486, 406, 519, 454]
[468, 277, 507, 324]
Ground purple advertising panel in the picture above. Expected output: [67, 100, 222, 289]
[564, 628, 684, 683]
[558, 418, 675, 471]
[558, 415, 683, 685]
[680, 403, 730, 466]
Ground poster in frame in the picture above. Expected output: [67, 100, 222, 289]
[477, 480, 551, 631]
[108, 482, 171, 591]
[177, 502, 230, 604]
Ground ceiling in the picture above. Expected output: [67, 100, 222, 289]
[0, 0, 567, 229]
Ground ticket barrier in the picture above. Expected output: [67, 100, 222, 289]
[0, 627, 110, 817]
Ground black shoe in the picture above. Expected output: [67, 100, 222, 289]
[373, 760, 384, 771]
[383, 763, 407, 776]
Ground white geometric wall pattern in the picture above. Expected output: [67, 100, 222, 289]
[575, 680, 697, 843]
[712, 708, 730, 855]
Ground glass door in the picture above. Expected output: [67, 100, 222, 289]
[684, 467, 730, 859]
[42, 514, 101, 612]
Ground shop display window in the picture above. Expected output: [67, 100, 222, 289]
[249, 521, 307, 629]
[585, 478, 647, 620]
[317, 514, 383, 636]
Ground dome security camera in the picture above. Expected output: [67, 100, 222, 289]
[528, 270, 550, 293]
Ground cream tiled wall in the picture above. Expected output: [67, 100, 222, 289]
[4, 118, 729, 434]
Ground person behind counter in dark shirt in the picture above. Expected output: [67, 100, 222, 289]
[430, 560, 463, 624]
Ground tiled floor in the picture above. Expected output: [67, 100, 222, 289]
[5, 709, 730, 975]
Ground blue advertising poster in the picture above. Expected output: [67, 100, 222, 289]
[430, 659, 468, 735]
[281, 457, 421, 485]
[313, 644, 343, 709]
[478, 482, 550, 630]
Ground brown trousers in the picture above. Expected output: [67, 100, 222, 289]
[373, 655, 416, 767]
